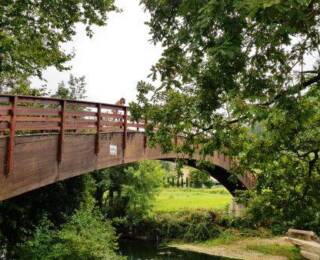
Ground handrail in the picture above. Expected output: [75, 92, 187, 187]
[0, 94, 128, 109]
[0, 95, 146, 175]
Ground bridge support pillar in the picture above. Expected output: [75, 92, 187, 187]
[228, 198, 246, 217]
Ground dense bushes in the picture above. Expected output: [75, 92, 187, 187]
[239, 188, 320, 235]
[116, 209, 222, 242]
[0, 175, 95, 257]
[16, 207, 122, 260]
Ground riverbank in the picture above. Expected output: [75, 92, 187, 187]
[170, 236, 301, 260]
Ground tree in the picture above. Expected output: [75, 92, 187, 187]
[95, 161, 165, 222]
[190, 169, 215, 189]
[0, 76, 48, 96]
[133, 1, 320, 231]
[0, 0, 115, 84]
[54, 74, 87, 100]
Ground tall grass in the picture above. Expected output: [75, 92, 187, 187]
[153, 187, 232, 213]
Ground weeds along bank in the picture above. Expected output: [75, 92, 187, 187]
[113, 208, 259, 243]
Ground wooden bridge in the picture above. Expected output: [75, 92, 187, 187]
[0, 95, 255, 201]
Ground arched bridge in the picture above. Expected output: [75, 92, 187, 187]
[0, 95, 255, 201]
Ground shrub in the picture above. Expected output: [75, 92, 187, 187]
[17, 207, 123, 260]
[120, 209, 222, 242]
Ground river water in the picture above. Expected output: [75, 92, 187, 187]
[118, 239, 234, 259]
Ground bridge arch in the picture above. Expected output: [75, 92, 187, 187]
[0, 95, 254, 201]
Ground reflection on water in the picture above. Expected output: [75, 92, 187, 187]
[119, 239, 234, 260]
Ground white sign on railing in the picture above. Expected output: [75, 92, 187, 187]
[109, 144, 117, 156]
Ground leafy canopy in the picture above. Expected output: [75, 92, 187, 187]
[133, 0, 320, 231]
[0, 0, 115, 85]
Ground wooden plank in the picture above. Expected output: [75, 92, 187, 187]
[65, 118, 97, 124]
[65, 110, 97, 117]
[144, 117, 147, 148]
[58, 100, 66, 163]
[0, 116, 11, 122]
[16, 116, 60, 122]
[16, 107, 60, 116]
[7, 96, 17, 175]
[101, 113, 124, 120]
[65, 122, 97, 128]
[96, 104, 101, 154]
[0, 124, 9, 130]
[123, 107, 127, 151]
[1, 95, 127, 109]
[0, 111, 10, 116]
[0, 106, 11, 111]
[101, 122, 124, 127]
[16, 125, 61, 131]
[0, 96, 11, 103]
[18, 97, 60, 105]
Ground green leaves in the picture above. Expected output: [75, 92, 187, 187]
[137, 0, 320, 231]
[17, 208, 122, 259]
[0, 0, 115, 83]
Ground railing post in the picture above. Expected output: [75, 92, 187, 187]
[58, 100, 66, 163]
[7, 96, 17, 175]
[123, 107, 127, 152]
[95, 103, 102, 154]
[143, 117, 147, 149]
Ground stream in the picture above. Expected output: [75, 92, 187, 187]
[118, 239, 235, 259]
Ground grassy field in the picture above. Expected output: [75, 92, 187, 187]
[152, 187, 232, 212]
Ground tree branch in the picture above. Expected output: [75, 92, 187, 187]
[261, 73, 320, 106]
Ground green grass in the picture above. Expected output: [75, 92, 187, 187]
[198, 228, 271, 247]
[199, 230, 243, 246]
[152, 187, 232, 213]
[246, 244, 302, 260]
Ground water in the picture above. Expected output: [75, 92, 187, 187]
[119, 239, 234, 260]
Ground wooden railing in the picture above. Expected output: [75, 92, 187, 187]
[0, 95, 146, 175]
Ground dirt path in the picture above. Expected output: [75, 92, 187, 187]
[172, 237, 292, 260]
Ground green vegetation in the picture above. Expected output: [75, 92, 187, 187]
[0, 0, 115, 90]
[199, 228, 272, 247]
[247, 244, 302, 260]
[94, 161, 165, 222]
[126, 209, 222, 242]
[132, 0, 320, 234]
[153, 188, 231, 213]
[2, 0, 320, 258]
[17, 207, 122, 260]
[189, 169, 215, 188]
[200, 230, 248, 247]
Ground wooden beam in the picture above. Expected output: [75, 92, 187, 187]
[58, 100, 66, 163]
[95, 104, 101, 154]
[7, 96, 17, 175]
[144, 117, 147, 149]
[123, 107, 127, 151]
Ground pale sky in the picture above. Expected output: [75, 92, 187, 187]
[32, 0, 162, 104]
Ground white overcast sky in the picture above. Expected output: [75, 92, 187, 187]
[32, 0, 162, 104]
